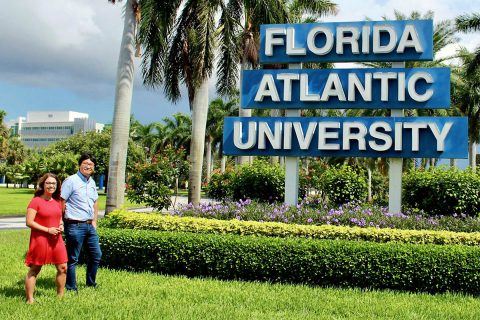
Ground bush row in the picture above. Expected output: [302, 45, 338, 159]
[403, 167, 480, 216]
[98, 227, 480, 294]
[101, 211, 480, 246]
[207, 162, 480, 216]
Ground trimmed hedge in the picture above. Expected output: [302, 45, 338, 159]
[101, 211, 480, 246]
[98, 227, 480, 294]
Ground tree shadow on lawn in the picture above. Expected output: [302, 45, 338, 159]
[0, 277, 58, 299]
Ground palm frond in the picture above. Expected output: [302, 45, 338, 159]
[456, 13, 480, 32]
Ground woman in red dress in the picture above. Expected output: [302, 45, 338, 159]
[25, 173, 68, 304]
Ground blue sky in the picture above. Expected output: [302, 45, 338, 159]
[0, 0, 479, 126]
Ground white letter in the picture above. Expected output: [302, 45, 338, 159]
[234, 122, 257, 149]
[307, 26, 334, 55]
[336, 26, 360, 54]
[277, 73, 300, 101]
[294, 122, 317, 150]
[258, 122, 282, 149]
[300, 74, 320, 101]
[373, 25, 397, 54]
[321, 73, 346, 101]
[369, 121, 392, 151]
[429, 122, 453, 151]
[343, 122, 368, 150]
[397, 24, 424, 53]
[404, 122, 428, 151]
[286, 28, 306, 56]
[318, 122, 340, 150]
[373, 72, 397, 101]
[408, 72, 433, 102]
[348, 73, 372, 102]
[265, 28, 285, 56]
[283, 122, 293, 149]
[397, 72, 406, 102]
[254, 75, 280, 102]
[362, 25, 370, 54]
[394, 122, 403, 151]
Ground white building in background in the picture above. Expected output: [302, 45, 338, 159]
[15, 111, 105, 148]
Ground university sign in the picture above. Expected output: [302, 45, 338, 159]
[223, 117, 467, 158]
[223, 19, 468, 208]
[241, 68, 451, 109]
[259, 20, 433, 63]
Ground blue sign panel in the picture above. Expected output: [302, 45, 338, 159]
[241, 68, 450, 109]
[260, 20, 433, 63]
[223, 117, 468, 158]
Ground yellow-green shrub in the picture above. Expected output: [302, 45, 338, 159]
[101, 210, 480, 246]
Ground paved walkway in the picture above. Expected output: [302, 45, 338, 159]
[0, 196, 214, 231]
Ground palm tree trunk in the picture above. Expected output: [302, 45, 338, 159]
[238, 61, 251, 165]
[367, 167, 372, 202]
[188, 79, 209, 205]
[450, 158, 457, 168]
[221, 156, 226, 173]
[205, 138, 212, 183]
[105, 0, 136, 214]
[469, 141, 477, 172]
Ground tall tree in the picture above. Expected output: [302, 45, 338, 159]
[163, 113, 192, 151]
[456, 13, 480, 75]
[206, 96, 239, 177]
[355, 10, 457, 171]
[105, 0, 141, 214]
[141, 0, 220, 204]
[451, 48, 480, 171]
[217, 0, 337, 164]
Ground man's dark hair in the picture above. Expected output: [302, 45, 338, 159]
[78, 153, 97, 166]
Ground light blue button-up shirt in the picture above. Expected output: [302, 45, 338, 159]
[61, 171, 99, 221]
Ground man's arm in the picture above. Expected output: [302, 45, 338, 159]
[92, 200, 99, 229]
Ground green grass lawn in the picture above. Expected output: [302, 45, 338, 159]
[1, 229, 480, 319]
[0, 187, 144, 216]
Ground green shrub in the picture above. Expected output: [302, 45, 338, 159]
[231, 160, 285, 202]
[205, 169, 235, 200]
[320, 165, 367, 206]
[98, 227, 480, 294]
[126, 145, 189, 210]
[403, 167, 480, 216]
[101, 210, 480, 246]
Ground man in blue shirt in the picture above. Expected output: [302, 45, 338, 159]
[61, 153, 101, 291]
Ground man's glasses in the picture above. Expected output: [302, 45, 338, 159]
[82, 162, 95, 168]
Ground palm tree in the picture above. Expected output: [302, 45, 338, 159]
[362, 10, 458, 70]
[355, 10, 458, 172]
[206, 96, 239, 179]
[138, 0, 336, 204]
[451, 48, 480, 171]
[140, 0, 222, 205]
[217, 0, 338, 165]
[456, 13, 480, 75]
[163, 113, 192, 151]
[131, 121, 167, 157]
[105, 0, 141, 214]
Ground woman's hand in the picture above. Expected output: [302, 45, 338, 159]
[46, 227, 61, 235]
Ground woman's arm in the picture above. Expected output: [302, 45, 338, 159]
[26, 208, 60, 235]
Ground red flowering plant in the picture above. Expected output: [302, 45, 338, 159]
[127, 145, 188, 211]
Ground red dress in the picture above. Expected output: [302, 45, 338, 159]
[25, 197, 68, 266]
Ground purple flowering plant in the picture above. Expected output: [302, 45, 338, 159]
[169, 196, 480, 233]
